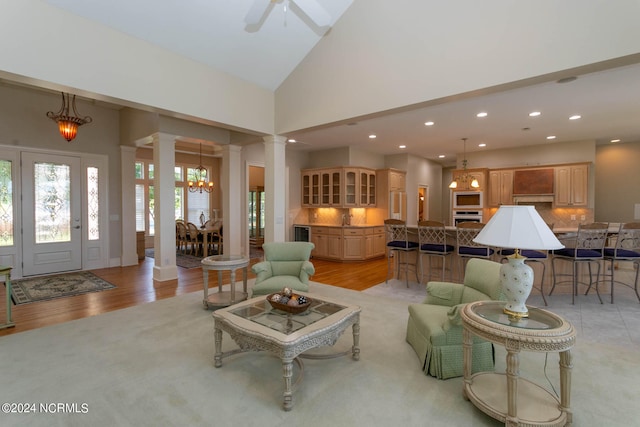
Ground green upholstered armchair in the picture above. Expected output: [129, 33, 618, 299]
[251, 242, 315, 296]
[406, 258, 504, 379]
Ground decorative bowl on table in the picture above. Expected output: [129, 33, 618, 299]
[267, 287, 311, 314]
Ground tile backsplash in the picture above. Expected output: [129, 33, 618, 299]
[486, 203, 594, 229]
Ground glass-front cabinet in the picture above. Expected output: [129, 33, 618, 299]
[302, 167, 378, 208]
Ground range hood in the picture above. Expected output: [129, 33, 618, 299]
[513, 195, 554, 204]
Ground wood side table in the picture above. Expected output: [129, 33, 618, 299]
[461, 301, 576, 427]
[201, 255, 249, 308]
[0, 266, 14, 329]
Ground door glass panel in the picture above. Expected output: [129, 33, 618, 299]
[0, 159, 13, 246]
[34, 162, 71, 244]
[87, 166, 99, 240]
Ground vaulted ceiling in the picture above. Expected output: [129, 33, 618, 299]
[42, 0, 640, 165]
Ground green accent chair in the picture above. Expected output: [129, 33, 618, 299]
[406, 258, 504, 379]
[251, 242, 315, 296]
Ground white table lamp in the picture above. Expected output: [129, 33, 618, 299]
[473, 205, 564, 319]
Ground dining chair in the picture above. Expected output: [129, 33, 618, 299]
[175, 221, 189, 254]
[601, 222, 640, 303]
[497, 222, 554, 306]
[417, 220, 454, 282]
[384, 219, 419, 287]
[550, 222, 609, 304]
[185, 222, 202, 256]
[456, 222, 493, 281]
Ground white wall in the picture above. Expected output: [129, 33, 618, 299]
[276, 0, 640, 133]
[0, 0, 274, 136]
[0, 84, 122, 259]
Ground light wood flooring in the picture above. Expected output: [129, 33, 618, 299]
[0, 254, 389, 337]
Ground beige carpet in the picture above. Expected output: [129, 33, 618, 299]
[0, 280, 638, 426]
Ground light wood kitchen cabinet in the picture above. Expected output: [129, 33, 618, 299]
[359, 169, 377, 206]
[451, 168, 488, 191]
[310, 226, 342, 259]
[343, 228, 365, 260]
[301, 170, 321, 207]
[310, 226, 385, 261]
[389, 169, 406, 192]
[377, 168, 407, 220]
[488, 169, 514, 207]
[343, 168, 359, 207]
[555, 163, 588, 207]
[365, 226, 386, 258]
[321, 168, 342, 206]
[302, 167, 376, 208]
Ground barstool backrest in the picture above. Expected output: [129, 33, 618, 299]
[384, 218, 410, 247]
[417, 220, 447, 247]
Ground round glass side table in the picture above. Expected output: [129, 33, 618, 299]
[461, 301, 576, 427]
[201, 255, 250, 308]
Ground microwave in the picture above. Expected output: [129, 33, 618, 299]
[453, 191, 484, 209]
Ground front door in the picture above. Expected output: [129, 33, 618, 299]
[21, 152, 82, 276]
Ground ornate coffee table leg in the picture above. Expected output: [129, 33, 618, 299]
[352, 320, 361, 360]
[282, 358, 294, 411]
[559, 349, 573, 426]
[214, 326, 223, 368]
[505, 339, 521, 427]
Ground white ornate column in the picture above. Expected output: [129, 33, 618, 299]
[120, 145, 138, 266]
[221, 144, 243, 256]
[263, 135, 287, 243]
[152, 132, 178, 281]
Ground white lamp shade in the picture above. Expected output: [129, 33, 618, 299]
[473, 205, 564, 250]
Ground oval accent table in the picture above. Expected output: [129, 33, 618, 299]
[461, 301, 576, 427]
[201, 255, 249, 308]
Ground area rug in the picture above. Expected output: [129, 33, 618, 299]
[0, 281, 639, 426]
[145, 246, 264, 269]
[8, 271, 116, 305]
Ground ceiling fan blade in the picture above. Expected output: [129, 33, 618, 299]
[293, 0, 331, 27]
[245, 0, 273, 25]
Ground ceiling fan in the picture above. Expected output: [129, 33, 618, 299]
[245, 0, 332, 28]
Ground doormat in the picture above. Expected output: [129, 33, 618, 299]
[7, 271, 117, 305]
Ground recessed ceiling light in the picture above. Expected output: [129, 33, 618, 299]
[369, 134, 376, 139]
[478, 143, 486, 147]
[569, 115, 581, 120]
[611, 139, 621, 143]
[424, 121, 435, 126]
[438, 154, 445, 158]
[529, 111, 541, 117]
[399, 145, 406, 149]
[287, 139, 296, 143]
[476, 112, 488, 118]
[546, 135, 556, 140]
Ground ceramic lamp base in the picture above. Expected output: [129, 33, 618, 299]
[500, 255, 534, 319]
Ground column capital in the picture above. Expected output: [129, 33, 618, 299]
[263, 135, 287, 146]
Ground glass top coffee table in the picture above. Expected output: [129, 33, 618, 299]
[213, 292, 361, 411]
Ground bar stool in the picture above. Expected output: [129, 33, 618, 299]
[456, 222, 493, 281]
[417, 220, 454, 282]
[601, 222, 640, 303]
[384, 219, 419, 287]
[550, 222, 609, 304]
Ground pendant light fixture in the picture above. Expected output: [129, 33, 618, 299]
[46, 92, 93, 142]
[449, 138, 480, 189]
[188, 143, 214, 193]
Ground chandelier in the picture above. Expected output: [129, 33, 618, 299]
[449, 138, 479, 189]
[188, 143, 214, 193]
[46, 92, 93, 142]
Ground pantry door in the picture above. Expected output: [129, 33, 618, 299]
[21, 152, 82, 276]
